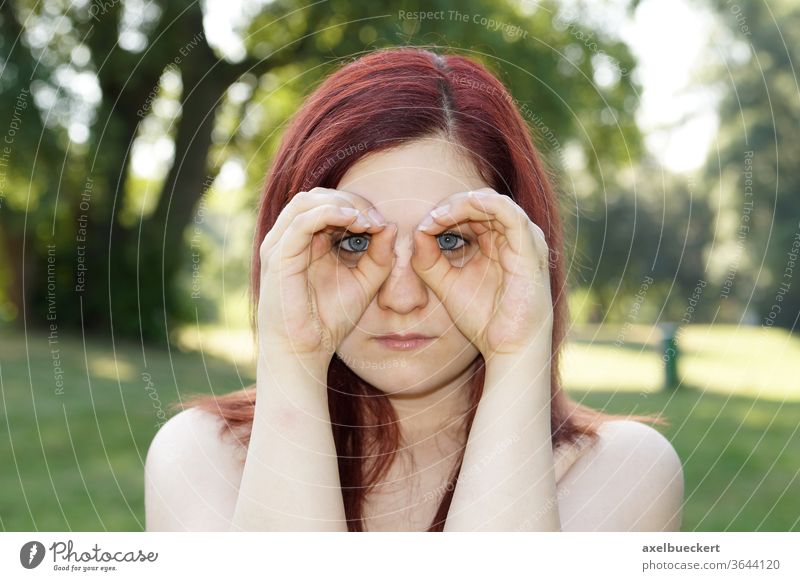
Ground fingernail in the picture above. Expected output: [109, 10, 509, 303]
[339, 207, 359, 216]
[367, 208, 386, 225]
[417, 214, 434, 231]
[430, 204, 450, 217]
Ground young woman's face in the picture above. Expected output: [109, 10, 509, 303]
[334, 136, 487, 396]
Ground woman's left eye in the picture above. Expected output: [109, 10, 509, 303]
[437, 231, 467, 253]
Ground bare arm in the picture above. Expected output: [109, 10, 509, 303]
[229, 187, 393, 531]
[407, 189, 559, 531]
[229, 354, 348, 531]
[143, 358, 348, 532]
[144, 408, 245, 531]
[444, 343, 560, 531]
[558, 420, 684, 532]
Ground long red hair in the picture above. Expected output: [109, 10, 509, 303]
[178, 47, 666, 531]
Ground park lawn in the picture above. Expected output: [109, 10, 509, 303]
[0, 323, 797, 531]
[0, 325, 256, 531]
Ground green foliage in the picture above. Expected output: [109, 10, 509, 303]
[699, 0, 800, 328]
[1, 0, 643, 342]
[571, 165, 716, 323]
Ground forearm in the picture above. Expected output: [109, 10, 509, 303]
[229, 355, 347, 531]
[444, 342, 560, 531]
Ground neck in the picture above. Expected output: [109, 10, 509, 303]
[387, 358, 480, 448]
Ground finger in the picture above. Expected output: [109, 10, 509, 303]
[261, 187, 385, 261]
[410, 228, 456, 299]
[527, 219, 550, 265]
[468, 221, 493, 236]
[274, 204, 386, 267]
[415, 192, 507, 267]
[350, 223, 398, 296]
[439, 190, 542, 268]
[416, 191, 503, 236]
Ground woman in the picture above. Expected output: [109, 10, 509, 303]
[144, 47, 684, 532]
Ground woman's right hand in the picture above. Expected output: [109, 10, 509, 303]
[257, 187, 397, 369]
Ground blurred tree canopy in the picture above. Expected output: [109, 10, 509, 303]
[0, 0, 644, 342]
[697, 0, 800, 328]
[551, 0, 800, 331]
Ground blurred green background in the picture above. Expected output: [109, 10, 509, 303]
[0, 0, 798, 531]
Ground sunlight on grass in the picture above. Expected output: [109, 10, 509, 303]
[560, 324, 800, 402]
[561, 342, 663, 391]
[88, 356, 137, 382]
[175, 324, 256, 368]
[680, 325, 800, 401]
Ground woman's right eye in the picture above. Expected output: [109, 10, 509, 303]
[334, 234, 370, 254]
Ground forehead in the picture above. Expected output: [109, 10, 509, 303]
[336, 137, 487, 211]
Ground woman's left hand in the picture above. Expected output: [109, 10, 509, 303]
[411, 187, 553, 360]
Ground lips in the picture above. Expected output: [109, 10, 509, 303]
[373, 333, 436, 350]
[376, 333, 434, 341]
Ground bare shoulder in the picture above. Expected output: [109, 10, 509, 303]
[144, 407, 245, 531]
[557, 420, 684, 532]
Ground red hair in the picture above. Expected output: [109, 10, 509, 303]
[178, 47, 666, 531]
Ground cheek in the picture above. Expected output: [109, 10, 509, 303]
[335, 294, 477, 366]
[335, 331, 363, 365]
[439, 332, 481, 367]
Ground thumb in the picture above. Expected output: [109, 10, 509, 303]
[410, 229, 452, 298]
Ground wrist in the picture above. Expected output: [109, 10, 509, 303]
[255, 356, 331, 423]
[483, 342, 553, 397]
[257, 346, 331, 389]
[483, 336, 552, 367]
[257, 339, 332, 377]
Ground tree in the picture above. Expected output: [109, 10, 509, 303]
[0, 0, 643, 342]
[699, 0, 800, 329]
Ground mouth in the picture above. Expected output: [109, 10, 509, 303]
[373, 333, 436, 350]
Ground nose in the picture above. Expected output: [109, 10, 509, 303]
[376, 228, 429, 314]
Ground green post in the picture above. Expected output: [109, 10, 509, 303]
[660, 323, 679, 390]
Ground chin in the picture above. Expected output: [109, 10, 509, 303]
[360, 366, 443, 397]
[336, 335, 480, 394]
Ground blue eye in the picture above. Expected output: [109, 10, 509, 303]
[335, 234, 369, 254]
[334, 231, 467, 256]
[437, 231, 466, 253]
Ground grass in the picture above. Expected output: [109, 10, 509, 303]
[0, 323, 797, 531]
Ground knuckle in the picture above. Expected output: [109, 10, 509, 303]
[504, 197, 525, 216]
[335, 189, 367, 205]
[310, 186, 345, 202]
[526, 222, 549, 252]
[294, 204, 342, 231]
[539, 229, 551, 251]
[293, 203, 322, 221]
[273, 236, 291, 261]
[260, 243, 276, 273]
[287, 191, 312, 208]
[259, 234, 272, 259]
